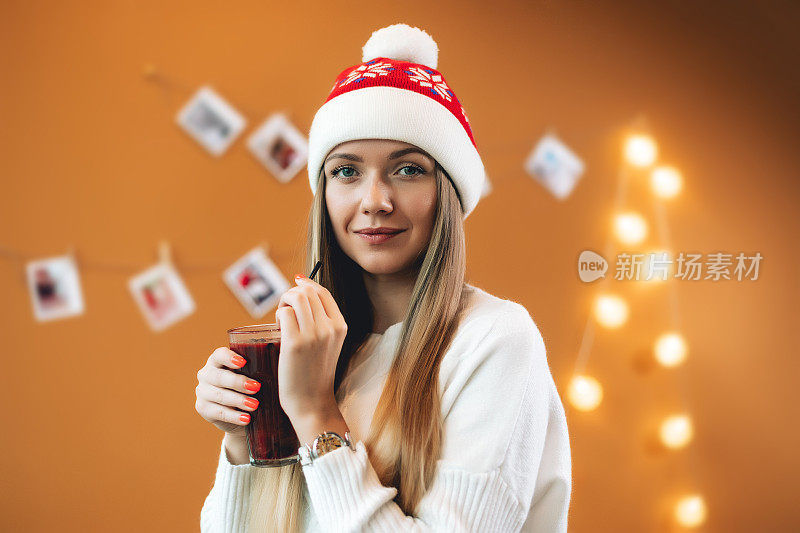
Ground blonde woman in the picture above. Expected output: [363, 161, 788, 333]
[196, 23, 572, 532]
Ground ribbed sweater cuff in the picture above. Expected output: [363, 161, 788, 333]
[301, 439, 398, 529]
[201, 437, 255, 532]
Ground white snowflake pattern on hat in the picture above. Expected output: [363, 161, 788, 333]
[339, 60, 395, 87]
[404, 66, 453, 102]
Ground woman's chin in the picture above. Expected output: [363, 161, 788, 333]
[357, 257, 415, 277]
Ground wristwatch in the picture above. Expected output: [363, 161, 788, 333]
[298, 431, 353, 465]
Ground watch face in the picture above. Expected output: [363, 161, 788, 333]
[316, 433, 344, 453]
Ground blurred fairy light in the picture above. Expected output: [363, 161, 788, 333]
[594, 294, 629, 328]
[654, 332, 688, 367]
[651, 165, 683, 198]
[674, 494, 707, 527]
[567, 375, 603, 411]
[613, 212, 648, 245]
[624, 134, 658, 167]
[659, 414, 693, 449]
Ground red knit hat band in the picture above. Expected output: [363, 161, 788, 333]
[325, 57, 478, 151]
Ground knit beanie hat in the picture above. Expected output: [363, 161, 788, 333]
[306, 23, 486, 219]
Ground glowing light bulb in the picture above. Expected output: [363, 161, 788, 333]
[659, 414, 693, 449]
[654, 332, 687, 367]
[674, 494, 707, 527]
[594, 294, 628, 328]
[567, 375, 603, 411]
[614, 212, 648, 245]
[651, 166, 683, 198]
[624, 134, 657, 167]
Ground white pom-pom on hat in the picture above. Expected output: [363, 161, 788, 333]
[362, 23, 439, 69]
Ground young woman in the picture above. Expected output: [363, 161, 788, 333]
[196, 24, 572, 532]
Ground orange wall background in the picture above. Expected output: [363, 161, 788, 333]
[1, 1, 798, 531]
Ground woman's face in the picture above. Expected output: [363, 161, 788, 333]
[324, 139, 438, 276]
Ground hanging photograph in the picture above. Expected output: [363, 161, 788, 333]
[246, 112, 309, 183]
[128, 262, 195, 332]
[223, 246, 290, 318]
[25, 255, 85, 322]
[524, 133, 585, 200]
[176, 85, 247, 156]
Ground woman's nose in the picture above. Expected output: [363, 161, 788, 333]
[360, 175, 393, 214]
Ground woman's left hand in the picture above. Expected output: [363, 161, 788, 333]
[274, 275, 348, 421]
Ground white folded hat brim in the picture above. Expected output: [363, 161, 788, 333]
[307, 86, 485, 219]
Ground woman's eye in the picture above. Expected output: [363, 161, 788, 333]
[330, 165, 357, 179]
[398, 164, 425, 177]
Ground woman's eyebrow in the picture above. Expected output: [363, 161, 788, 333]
[324, 148, 432, 165]
[325, 153, 362, 164]
[387, 148, 432, 161]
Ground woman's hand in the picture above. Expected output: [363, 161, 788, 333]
[195, 347, 262, 438]
[275, 275, 348, 421]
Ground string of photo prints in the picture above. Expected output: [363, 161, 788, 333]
[6, 242, 290, 332]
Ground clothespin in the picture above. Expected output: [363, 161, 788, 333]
[158, 240, 173, 268]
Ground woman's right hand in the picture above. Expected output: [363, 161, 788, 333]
[195, 347, 261, 438]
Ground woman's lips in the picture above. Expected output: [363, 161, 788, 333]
[356, 230, 405, 244]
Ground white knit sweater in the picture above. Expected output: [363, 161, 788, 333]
[200, 284, 572, 532]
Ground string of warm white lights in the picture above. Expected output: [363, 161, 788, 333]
[566, 121, 708, 528]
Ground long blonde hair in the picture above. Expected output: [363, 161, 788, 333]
[247, 161, 471, 532]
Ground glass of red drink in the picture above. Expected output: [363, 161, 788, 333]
[227, 324, 300, 467]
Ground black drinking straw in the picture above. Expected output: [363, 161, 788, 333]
[308, 260, 322, 281]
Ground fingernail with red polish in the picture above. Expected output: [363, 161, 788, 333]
[245, 380, 261, 392]
[231, 355, 246, 367]
[244, 397, 259, 409]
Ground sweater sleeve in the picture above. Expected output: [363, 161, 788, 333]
[300, 302, 572, 532]
[199, 436, 256, 533]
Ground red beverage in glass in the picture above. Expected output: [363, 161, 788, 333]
[227, 324, 300, 467]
